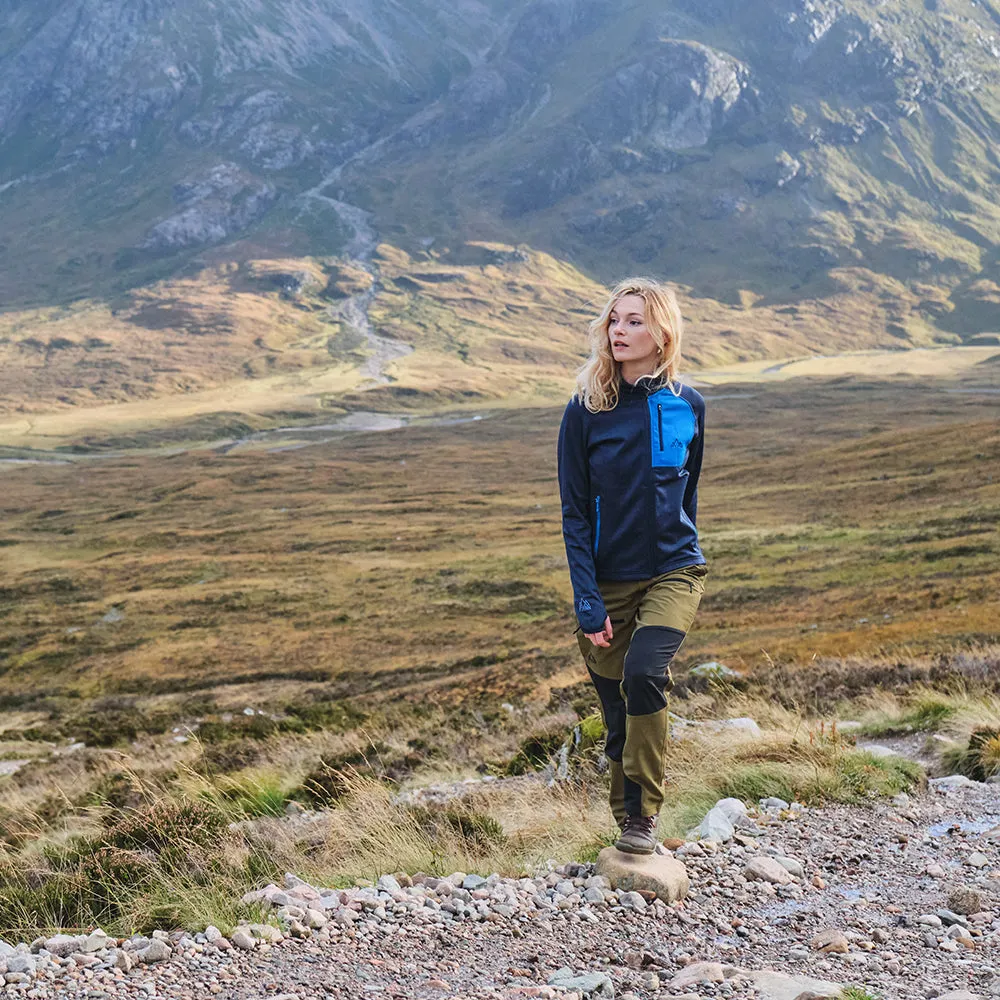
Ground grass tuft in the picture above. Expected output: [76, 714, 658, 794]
[861, 694, 958, 736]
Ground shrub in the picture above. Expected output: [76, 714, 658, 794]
[504, 728, 566, 776]
[213, 776, 287, 819]
[103, 800, 228, 861]
[284, 699, 365, 732]
[0, 798, 256, 936]
[80, 770, 147, 810]
[718, 764, 796, 806]
[942, 727, 1000, 781]
[195, 738, 265, 775]
[298, 744, 394, 805]
[408, 805, 508, 857]
[863, 696, 958, 737]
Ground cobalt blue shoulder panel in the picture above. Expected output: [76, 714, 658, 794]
[647, 388, 697, 469]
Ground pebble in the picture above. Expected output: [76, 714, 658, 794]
[230, 930, 255, 951]
[744, 857, 794, 885]
[810, 929, 849, 954]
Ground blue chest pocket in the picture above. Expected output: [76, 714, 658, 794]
[648, 391, 696, 468]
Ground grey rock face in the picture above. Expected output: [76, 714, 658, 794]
[0, 0, 503, 173]
[141, 163, 277, 249]
[588, 40, 752, 151]
[3, 0, 1000, 313]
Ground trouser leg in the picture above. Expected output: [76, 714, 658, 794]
[577, 565, 706, 823]
[620, 563, 707, 817]
[587, 668, 637, 828]
[621, 625, 685, 816]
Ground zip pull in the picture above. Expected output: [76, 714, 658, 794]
[657, 404, 664, 451]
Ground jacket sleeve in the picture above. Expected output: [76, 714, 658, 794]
[557, 399, 608, 633]
[682, 394, 705, 526]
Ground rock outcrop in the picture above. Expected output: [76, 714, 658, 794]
[141, 163, 278, 250]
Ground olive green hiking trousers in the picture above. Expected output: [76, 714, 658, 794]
[577, 563, 707, 822]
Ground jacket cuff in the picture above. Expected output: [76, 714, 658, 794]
[576, 597, 608, 634]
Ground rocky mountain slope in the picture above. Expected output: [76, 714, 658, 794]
[3, 0, 1000, 396]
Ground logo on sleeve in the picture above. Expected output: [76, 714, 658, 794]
[578, 598, 592, 612]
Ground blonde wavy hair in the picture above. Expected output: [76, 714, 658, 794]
[575, 277, 684, 413]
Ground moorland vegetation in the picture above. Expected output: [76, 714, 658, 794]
[0, 368, 998, 936]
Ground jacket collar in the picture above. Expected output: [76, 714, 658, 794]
[619, 374, 667, 398]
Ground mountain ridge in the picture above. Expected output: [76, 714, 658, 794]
[3, 0, 1000, 419]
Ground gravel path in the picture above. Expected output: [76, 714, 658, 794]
[4, 777, 998, 1000]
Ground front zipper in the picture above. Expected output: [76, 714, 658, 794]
[657, 403, 664, 451]
[593, 495, 601, 556]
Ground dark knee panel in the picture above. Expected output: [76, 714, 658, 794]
[622, 626, 685, 716]
[588, 668, 626, 762]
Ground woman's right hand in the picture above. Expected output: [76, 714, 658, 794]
[585, 616, 614, 648]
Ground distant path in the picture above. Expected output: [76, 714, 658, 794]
[300, 185, 413, 385]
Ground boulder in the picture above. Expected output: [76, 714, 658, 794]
[43, 935, 81, 958]
[137, 939, 171, 964]
[6, 955, 36, 975]
[948, 887, 983, 915]
[745, 857, 795, 885]
[595, 847, 689, 902]
[547, 967, 614, 998]
[776, 856, 804, 878]
[714, 797, 749, 823]
[689, 661, 740, 680]
[748, 970, 841, 1000]
[809, 928, 849, 954]
[760, 797, 790, 810]
[695, 796, 749, 842]
[696, 805, 735, 842]
[930, 775, 979, 791]
[81, 930, 109, 954]
[669, 962, 726, 988]
[230, 929, 256, 951]
[719, 718, 761, 736]
[111, 949, 134, 972]
[248, 924, 283, 944]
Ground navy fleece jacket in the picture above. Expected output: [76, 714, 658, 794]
[557, 377, 706, 633]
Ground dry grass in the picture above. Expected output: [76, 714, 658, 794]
[0, 700, 924, 938]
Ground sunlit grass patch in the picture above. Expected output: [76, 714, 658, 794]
[657, 730, 924, 838]
[860, 693, 959, 736]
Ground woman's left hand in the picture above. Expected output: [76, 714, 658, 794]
[584, 616, 614, 648]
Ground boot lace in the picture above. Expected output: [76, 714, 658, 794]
[624, 815, 656, 835]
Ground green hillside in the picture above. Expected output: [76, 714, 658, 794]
[3, 0, 1000, 411]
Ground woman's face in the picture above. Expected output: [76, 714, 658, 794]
[608, 293, 659, 368]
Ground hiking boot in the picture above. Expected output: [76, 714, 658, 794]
[615, 814, 657, 855]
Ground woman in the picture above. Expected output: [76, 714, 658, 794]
[557, 277, 707, 856]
